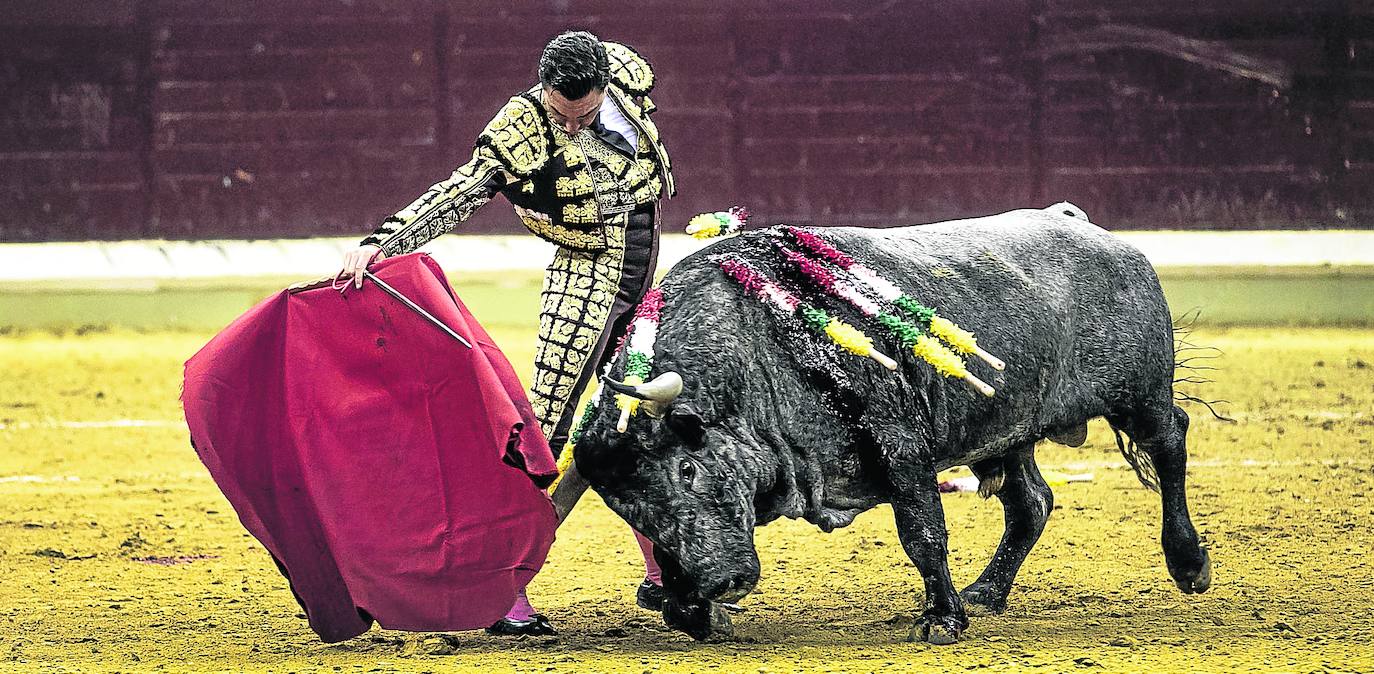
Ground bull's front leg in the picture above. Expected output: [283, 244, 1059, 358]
[888, 461, 968, 644]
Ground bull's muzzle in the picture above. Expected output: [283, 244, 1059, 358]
[710, 575, 756, 604]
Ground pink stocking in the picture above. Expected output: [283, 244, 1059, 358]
[503, 586, 537, 622]
[634, 529, 662, 586]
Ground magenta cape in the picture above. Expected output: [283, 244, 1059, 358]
[182, 253, 558, 642]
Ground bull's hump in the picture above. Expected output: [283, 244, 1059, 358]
[850, 210, 1138, 275]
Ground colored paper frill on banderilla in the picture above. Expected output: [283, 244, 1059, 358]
[182, 253, 558, 643]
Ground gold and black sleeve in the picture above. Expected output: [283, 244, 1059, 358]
[360, 145, 510, 256]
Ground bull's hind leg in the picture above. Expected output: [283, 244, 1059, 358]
[1110, 403, 1212, 594]
[888, 460, 969, 644]
[960, 444, 1053, 615]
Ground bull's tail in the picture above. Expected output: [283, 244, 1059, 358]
[1112, 428, 1160, 493]
[1171, 309, 1234, 422]
[1109, 309, 1234, 493]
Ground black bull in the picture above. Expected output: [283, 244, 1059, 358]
[575, 205, 1212, 643]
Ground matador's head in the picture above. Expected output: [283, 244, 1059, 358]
[539, 30, 610, 135]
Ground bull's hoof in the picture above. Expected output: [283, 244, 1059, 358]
[1172, 547, 1212, 594]
[908, 616, 963, 645]
[959, 584, 1008, 616]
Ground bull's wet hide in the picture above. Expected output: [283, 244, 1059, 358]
[579, 206, 1213, 644]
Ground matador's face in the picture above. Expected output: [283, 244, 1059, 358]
[542, 86, 606, 135]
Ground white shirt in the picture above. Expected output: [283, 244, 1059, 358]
[598, 95, 638, 150]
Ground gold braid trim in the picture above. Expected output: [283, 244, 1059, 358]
[475, 96, 551, 178]
[361, 145, 504, 256]
[529, 222, 628, 441]
[519, 208, 606, 251]
[604, 42, 654, 96]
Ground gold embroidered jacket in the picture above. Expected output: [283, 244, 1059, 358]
[361, 42, 674, 255]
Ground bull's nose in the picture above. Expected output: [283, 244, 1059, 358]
[710, 575, 757, 603]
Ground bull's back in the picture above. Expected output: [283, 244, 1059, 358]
[822, 209, 1175, 456]
[665, 207, 1175, 462]
[835, 208, 1169, 338]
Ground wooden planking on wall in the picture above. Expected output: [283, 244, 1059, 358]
[1, 0, 1369, 241]
[1042, 170, 1325, 229]
[0, 19, 148, 240]
[1039, 1, 1349, 226]
[731, 3, 1036, 225]
[148, 1, 444, 238]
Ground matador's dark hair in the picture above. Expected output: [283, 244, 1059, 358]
[539, 31, 610, 100]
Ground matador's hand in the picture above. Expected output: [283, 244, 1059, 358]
[340, 244, 385, 289]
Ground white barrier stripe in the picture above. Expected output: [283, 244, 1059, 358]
[3, 231, 1374, 286]
[1036, 458, 1369, 471]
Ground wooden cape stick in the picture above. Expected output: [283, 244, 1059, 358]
[550, 463, 590, 523]
[362, 271, 473, 349]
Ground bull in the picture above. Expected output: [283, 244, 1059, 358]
[573, 205, 1212, 643]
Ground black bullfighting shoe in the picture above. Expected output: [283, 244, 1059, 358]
[636, 579, 666, 611]
[485, 613, 557, 637]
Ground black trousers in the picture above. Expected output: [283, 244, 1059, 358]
[545, 205, 659, 454]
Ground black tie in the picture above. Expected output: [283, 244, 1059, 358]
[590, 118, 636, 157]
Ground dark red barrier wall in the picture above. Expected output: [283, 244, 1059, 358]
[1, 0, 1369, 242]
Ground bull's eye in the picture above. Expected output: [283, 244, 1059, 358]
[679, 459, 696, 483]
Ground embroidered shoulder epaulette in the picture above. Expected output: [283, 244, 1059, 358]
[475, 95, 550, 178]
[604, 41, 655, 97]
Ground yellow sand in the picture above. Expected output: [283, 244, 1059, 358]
[2, 328, 1372, 673]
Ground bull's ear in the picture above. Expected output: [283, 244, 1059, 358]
[574, 430, 641, 483]
[665, 407, 705, 444]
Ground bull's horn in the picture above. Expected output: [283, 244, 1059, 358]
[604, 371, 683, 418]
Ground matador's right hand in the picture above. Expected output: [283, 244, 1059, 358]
[340, 244, 385, 289]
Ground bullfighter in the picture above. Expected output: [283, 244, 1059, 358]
[339, 30, 672, 636]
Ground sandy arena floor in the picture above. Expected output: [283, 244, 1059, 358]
[2, 327, 1372, 673]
